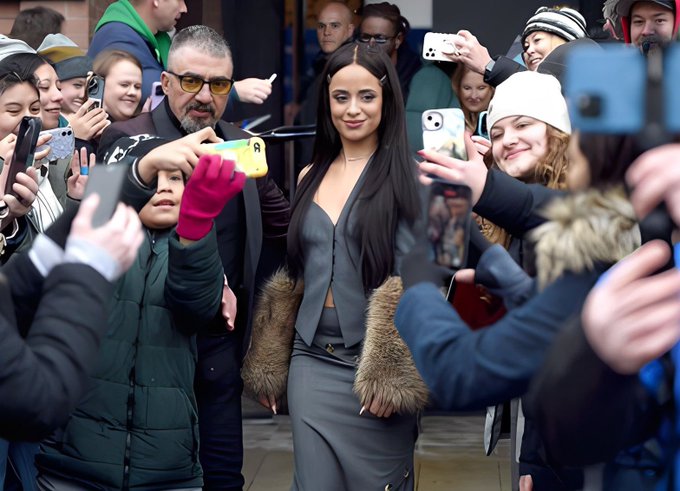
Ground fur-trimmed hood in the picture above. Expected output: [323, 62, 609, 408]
[531, 186, 640, 289]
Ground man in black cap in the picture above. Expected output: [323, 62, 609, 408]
[616, 0, 679, 50]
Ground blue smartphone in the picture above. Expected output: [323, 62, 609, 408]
[474, 110, 489, 140]
[564, 44, 645, 134]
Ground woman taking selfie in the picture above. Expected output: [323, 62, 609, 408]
[475, 71, 570, 256]
[243, 43, 425, 490]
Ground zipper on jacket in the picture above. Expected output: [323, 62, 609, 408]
[122, 230, 155, 489]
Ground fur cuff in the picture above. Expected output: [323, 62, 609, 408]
[354, 276, 429, 414]
[241, 269, 303, 400]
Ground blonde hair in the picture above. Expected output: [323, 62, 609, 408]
[92, 49, 142, 78]
[451, 65, 494, 132]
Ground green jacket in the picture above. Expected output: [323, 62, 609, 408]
[37, 226, 224, 490]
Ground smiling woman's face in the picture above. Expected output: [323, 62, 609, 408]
[103, 59, 142, 121]
[34, 62, 63, 130]
[0, 82, 41, 140]
[523, 31, 566, 71]
[490, 115, 548, 180]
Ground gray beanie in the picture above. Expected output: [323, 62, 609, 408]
[37, 33, 91, 81]
[0, 35, 36, 63]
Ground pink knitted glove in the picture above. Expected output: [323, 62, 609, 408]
[176, 154, 246, 241]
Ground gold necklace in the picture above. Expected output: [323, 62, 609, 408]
[343, 150, 375, 161]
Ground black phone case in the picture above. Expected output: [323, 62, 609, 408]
[3, 116, 42, 197]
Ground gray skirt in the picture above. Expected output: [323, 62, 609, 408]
[288, 307, 417, 491]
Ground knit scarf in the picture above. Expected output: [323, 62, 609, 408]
[94, 0, 171, 68]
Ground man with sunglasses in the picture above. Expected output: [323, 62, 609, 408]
[89, 0, 273, 107]
[357, 2, 421, 102]
[97, 25, 289, 491]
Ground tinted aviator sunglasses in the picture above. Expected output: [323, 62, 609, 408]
[167, 71, 234, 95]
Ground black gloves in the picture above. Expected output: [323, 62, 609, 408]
[400, 243, 452, 291]
[475, 244, 535, 310]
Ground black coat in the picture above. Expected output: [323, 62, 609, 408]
[0, 239, 113, 441]
[98, 101, 290, 356]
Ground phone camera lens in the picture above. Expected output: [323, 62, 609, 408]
[434, 122, 441, 128]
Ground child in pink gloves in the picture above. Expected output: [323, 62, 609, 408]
[36, 153, 246, 491]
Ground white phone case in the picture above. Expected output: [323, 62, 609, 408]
[422, 108, 467, 161]
[37, 127, 75, 161]
[422, 32, 459, 62]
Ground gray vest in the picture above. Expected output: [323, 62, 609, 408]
[295, 164, 415, 348]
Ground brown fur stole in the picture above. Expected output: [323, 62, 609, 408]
[241, 272, 429, 414]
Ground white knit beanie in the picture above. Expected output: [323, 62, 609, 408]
[487, 71, 571, 135]
[522, 7, 588, 45]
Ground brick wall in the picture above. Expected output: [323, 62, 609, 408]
[0, 0, 104, 49]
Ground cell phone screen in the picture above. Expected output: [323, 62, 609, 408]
[426, 180, 473, 270]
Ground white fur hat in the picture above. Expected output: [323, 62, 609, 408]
[487, 71, 571, 135]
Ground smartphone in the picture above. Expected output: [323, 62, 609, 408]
[3, 116, 42, 197]
[36, 127, 75, 161]
[422, 108, 467, 160]
[426, 180, 473, 271]
[202, 137, 269, 178]
[422, 32, 459, 62]
[150, 81, 165, 110]
[82, 163, 128, 227]
[474, 111, 489, 140]
[86, 74, 105, 112]
[565, 44, 645, 134]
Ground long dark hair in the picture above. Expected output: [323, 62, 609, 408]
[288, 43, 420, 292]
[0, 53, 43, 96]
[1, 52, 49, 81]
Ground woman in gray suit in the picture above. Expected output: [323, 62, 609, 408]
[244, 42, 424, 490]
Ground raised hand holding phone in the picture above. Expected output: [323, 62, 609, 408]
[0, 164, 39, 231]
[3, 117, 41, 198]
[175, 154, 246, 242]
[0, 134, 16, 163]
[82, 163, 128, 228]
[426, 181, 473, 271]
[68, 99, 110, 141]
[202, 137, 269, 178]
[417, 132, 487, 206]
[422, 108, 468, 160]
[37, 127, 75, 161]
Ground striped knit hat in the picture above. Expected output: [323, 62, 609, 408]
[522, 7, 588, 46]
